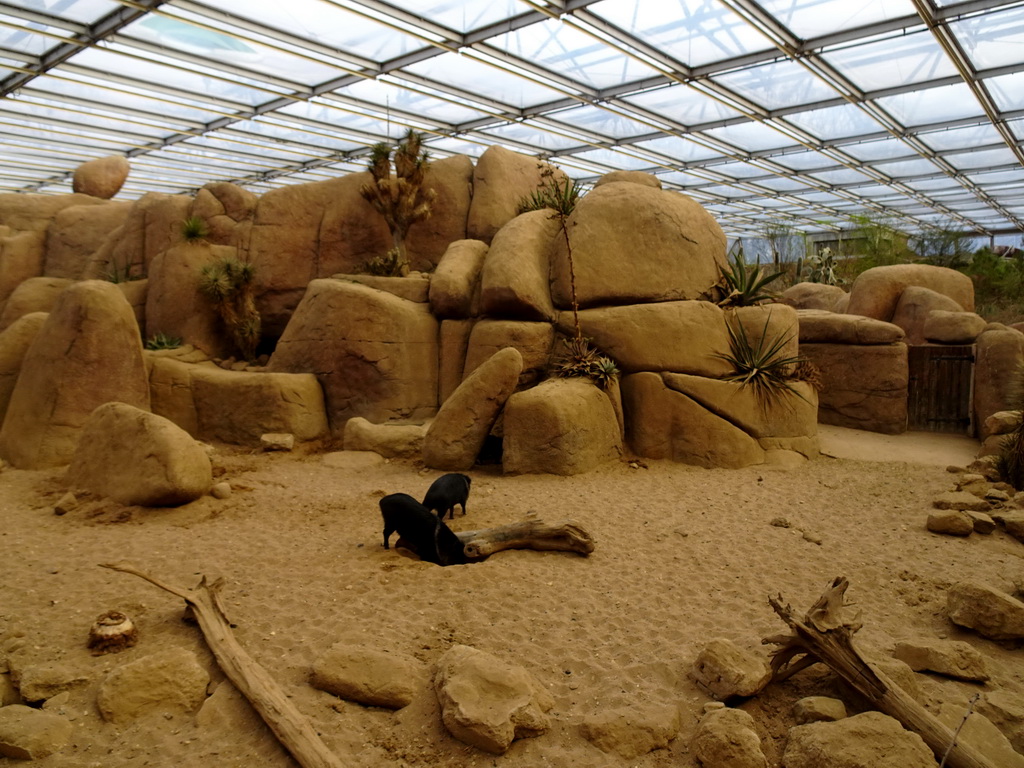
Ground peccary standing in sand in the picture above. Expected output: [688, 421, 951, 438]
[379, 492, 467, 566]
[422, 473, 472, 520]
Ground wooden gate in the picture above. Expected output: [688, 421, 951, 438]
[907, 344, 974, 434]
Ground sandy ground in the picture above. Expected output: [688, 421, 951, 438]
[1, 430, 1023, 768]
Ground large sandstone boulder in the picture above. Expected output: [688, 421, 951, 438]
[923, 310, 987, 344]
[467, 146, 552, 243]
[439, 319, 474, 404]
[937, 701, 1024, 768]
[269, 280, 437, 434]
[730, 303, 800, 364]
[0, 312, 47, 424]
[190, 181, 257, 248]
[342, 417, 427, 458]
[594, 170, 662, 188]
[800, 342, 908, 434]
[796, 310, 905, 344]
[429, 239, 488, 319]
[623, 372, 766, 468]
[422, 347, 522, 471]
[550, 182, 726, 309]
[846, 263, 974, 321]
[974, 327, 1024, 439]
[479, 209, 559, 321]
[0, 192, 106, 232]
[462, 320, 553, 385]
[783, 711, 936, 768]
[250, 175, 390, 335]
[405, 154, 473, 271]
[66, 402, 212, 506]
[0, 230, 46, 305]
[947, 580, 1024, 640]
[503, 378, 622, 475]
[96, 648, 209, 723]
[891, 285, 965, 344]
[0, 280, 150, 468]
[0, 276, 74, 332]
[44, 202, 133, 279]
[434, 644, 554, 755]
[72, 155, 130, 198]
[83, 192, 192, 282]
[145, 241, 235, 358]
[573, 301, 733, 377]
[780, 282, 847, 312]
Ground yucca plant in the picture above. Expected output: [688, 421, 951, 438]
[181, 215, 209, 242]
[359, 129, 436, 277]
[145, 332, 182, 351]
[198, 257, 261, 361]
[716, 312, 808, 410]
[552, 336, 620, 390]
[718, 246, 786, 307]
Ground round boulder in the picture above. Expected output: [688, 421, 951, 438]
[72, 155, 130, 199]
[846, 263, 974, 321]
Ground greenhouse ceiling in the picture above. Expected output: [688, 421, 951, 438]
[0, 0, 1022, 239]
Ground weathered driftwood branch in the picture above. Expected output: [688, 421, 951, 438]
[763, 576, 996, 768]
[454, 518, 595, 560]
[101, 561, 344, 768]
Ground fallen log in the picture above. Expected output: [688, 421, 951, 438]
[763, 576, 997, 768]
[101, 561, 345, 768]
[454, 517, 595, 560]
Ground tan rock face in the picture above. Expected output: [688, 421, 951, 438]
[846, 263, 974, 321]
[342, 417, 427, 458]
[66, 402, 212, 506]
[593, 170, 662, 188]
[310, 643, 427, 709]
[467, 145, 552, 243]
[145, 242, 235, 358]
[405, 154, 473, 271]
[190, 181, 257, 247]
[550, 182, 726, 310]
[0, 230, 46, 305]
[974, 327, 1024, 439]
[783, 712, 936, 768]
[0, 192, 106, 232]
[462, 319, 554, 384]
[439, 319, 475, 404]
[780, 282, 847, 312]
[692, 707, 768, 768]
[0, 276, 73, 332]
[503, 378, 622, 475]
[891, 285, 964, 344]
[892, 638, 989, 681]
[924, 309, 987, 344]
[96, 648, 209, 724]
[44, 202, 132, 279]
[692, 638, 771, 699]
[434, 644, 554, 755]
[72, 155, 130, 199]
[422, 347, 522, 471]
[0, 312, 47, 424]
[800, 342, 908, 434]
[580, 702, 680, 760]
[0, 705, 73, 760]
[796, 310, 905, 344]
[947, 580, 1024, 640]
[0, 280, 150, 469]
[429, 239, 488, 319]
[479, 209, 559, 321]
[269, 279, 438, 434]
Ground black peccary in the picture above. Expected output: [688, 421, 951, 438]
[379, 492, 467, 566]
[422, 473, 472, 520]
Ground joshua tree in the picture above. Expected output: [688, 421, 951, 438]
[359, 129, 436, 276]
[198, 257, 261, 361]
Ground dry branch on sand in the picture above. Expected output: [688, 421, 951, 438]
[455, 518, 595, 560]
[100, 561, 345, 768]
[762, 576, 997, 768]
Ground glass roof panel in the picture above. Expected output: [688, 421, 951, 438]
[809, 167, 875, 185]
[621, 83, 742, 127]
[710, 161, 772, 179]
[951, 6, 1024, 71]
[872, 157, 943, 178]
[385, 0, 522, 34]
[478, 121, 583, 151]
[840, 138, 916, 162]
[919, 123, 1004, 152]
[632, 136, 720, 162]
[572, 147, 652, 171]
[875, 82, 985, 127]
[946, 147, 1020, 171]
[6, 0, 118, 23]
[782, 103, 885, 140]
[702, 121, 799, 152]
[821, 29, 957, 91]
[402, 51, 570, 106]
[546, 104, 657, 138]
[0, 12, 74, 55]
[332, 78, 488, 124]
[754, 175, 820, 192]
[755, 0, 918, 39]
[486, 17, 660, 89]
[713, 59, 839, 111]
[590, 0, 774, 67]
[986, 71, 1024, 112]
[771, 150, 837, 170]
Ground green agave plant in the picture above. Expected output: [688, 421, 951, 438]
[181, 215, 209, 242]
[516, 174, 581, 217]
[145, 332, 182, 351]
[552, 336, 620, 390]
[716, 312, 808, 410]
[718, 247, 786, 307]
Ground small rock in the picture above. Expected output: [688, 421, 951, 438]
[783, 711, 936, 768]
[977, 690, 1024, 754]
[580, 702, 680, 759]
[0, 672, 20, 706]
[15, 664, 89, 703]
[692, 638, 770, 700]
[96, 648, 209, 723]
[947, 581, 1024, 640]
[985, 411, 1021, 435]
[926, 510, 974, 536]
[260, 433, 294, 452]
[210, 482, 232, 499]
[986, 489, 1011, 503]
[794, 696, 847, 724]
[965, 510, 997, 534]
[53, 491, 78, 516]
[892, 639, 989, 682]
[932, 491, 992, 512]
[692, 706, 768, 768]
[310, 644, 426, 710]
[769, 517, 791, 528]
[993, 511, 1024, 543]
[801, 530, 822, 545]
[1015, 492, 1024, 508]
[0, 705, 73, 760]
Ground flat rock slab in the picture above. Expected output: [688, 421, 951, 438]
[947, 580, 1024, 640]
[0, 705, 73, 760]
[96, 648, 209, 723]
[310, 643, 427, 709]
[580, 702, 680, 759]
[784, 711, 937, 768]
[892, 638, 989, 681]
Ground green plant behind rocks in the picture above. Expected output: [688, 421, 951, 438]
[181, 215, 209, 242]
[716, 311, 808, 411]
[145, 332, 182, 351]
[198, 257, 260, 361]
[359, 129, 436, 277]
[718, 245, 786, 307]
[551, 336, 620, 390]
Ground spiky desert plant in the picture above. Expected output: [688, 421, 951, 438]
[198, 257, 261, 361]
[716, 311, 808, 410]
[998, 363, 1024, 490]
[145, 332, 182, 351]
[359, 129, 436, 277]
[552, 336, 620, 390]
[181, 215, 209, 242]
[718, 246, 786, 307]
